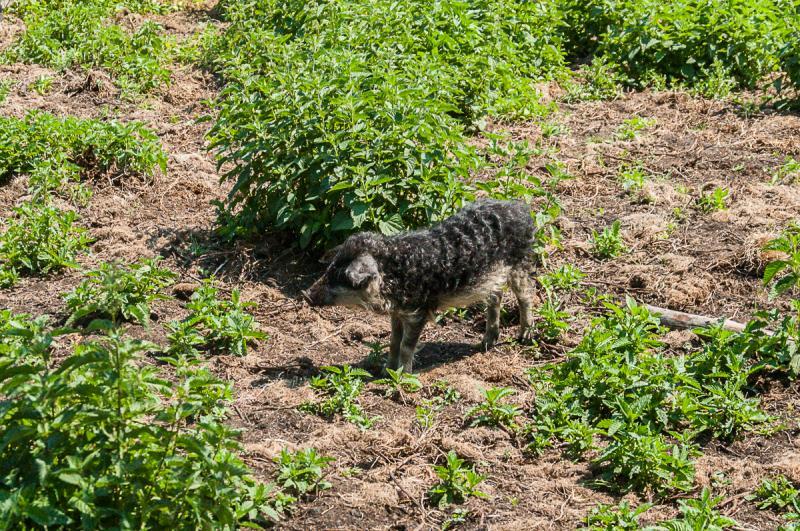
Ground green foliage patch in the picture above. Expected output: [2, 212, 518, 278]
[5, 0, 176, 95]
[0, 201, 91, 288]
[0, 314, 280, 529]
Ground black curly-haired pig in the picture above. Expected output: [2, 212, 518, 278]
[304, 199, 537, 373]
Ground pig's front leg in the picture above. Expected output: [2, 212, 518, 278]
[398, 313, 427, 374]
[386, 312, 404, 372]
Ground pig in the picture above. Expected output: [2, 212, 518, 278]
[304, 199, 536, 373]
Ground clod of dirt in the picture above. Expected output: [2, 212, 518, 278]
[339, 481, 399, 509]
[738, 232, 785, 277]
[172, 282, 199, 300]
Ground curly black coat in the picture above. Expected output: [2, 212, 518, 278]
[334, 199, 535, 311]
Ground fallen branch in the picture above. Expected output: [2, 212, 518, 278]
[644, 304, 748, 333]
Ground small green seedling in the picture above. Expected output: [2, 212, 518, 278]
[585, 500, 652, 530]
[590, 220, 627, 259]
[696, 187, 729, 213]
[30, 75, 53, 95]
[301, 365, 376, 429]
[275, 448, 334, 496]
[534, 294, 570, 343]
[616, 116, 656, 140]
[772, 156, 800, 184]
[538, 264, 584, 293]
[374, 367, 422, 399]
[428, 451, 487, 509]
[464, 386, 521, 430]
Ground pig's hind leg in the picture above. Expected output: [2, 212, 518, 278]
[509, 268, 534, 343]
[482, 290, 503, 350]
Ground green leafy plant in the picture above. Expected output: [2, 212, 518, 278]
[6, 2, 174, 95]
[274, 448, 334, 497]
[64, 259, 176, 326]
[657, 488, 737, 530]
[374, 367, 422, 399]
[301, 365, 376, 429]
[773, 156, 800, 184]
[180, 280, 267, 356]
[464, 386, 521, 431]
[428, 451, 487, 509]
[696, 187, 730, 213]
[616, 116, 656, 140]
[0, 111, 166, 184]
[534, 293, 571, 343]
[590, 220, 627, 259]
[0, 316, 281, 528]
[0, 201, 91, 287]
[591, 424, 697, 496]
[749, 475, 800, 515]
[0, 79, 12, 104]
[29, 74, 52, 95]
[205, 0, 564, 247]
[585, 500, 652, 530]
[763, 223, 800, 298]
[538, 264, 584, 293]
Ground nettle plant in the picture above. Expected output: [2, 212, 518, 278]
[6, 1, 174, 95]
[0, 313, 281, 528]
[527, 298, 776, 496]
[763, 222, 800, 298]
[64, 259, 176, 326]
[465, 386, 522, 431]
[428, 451, 488, 509]
[590, 220, 627, 259]
[0, 111, 166, 195]
[0, 200, 91, 288]
[274, 448, 335, 499]
[374, 367, 422, 400]
[301, 365, 376, 429]
[167, 280, 266, 357]
[206, 0, 564, 247]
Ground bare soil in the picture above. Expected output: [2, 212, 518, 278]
[1, 5, 799, 530]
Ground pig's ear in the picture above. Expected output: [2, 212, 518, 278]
[345, 254, 379, 288]
[319, 244, 343, 264]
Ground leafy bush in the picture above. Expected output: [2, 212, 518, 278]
[0, 111, 166, 188]
[0, 316, 280, 528]
[64, 259, 177, 326]
[177, 280, 266, 357]
[206, 0, 565, 247]
[528, 299, 773, 496]
[559, 0, 797, 91]
[0, 201, 91, 287]
[428, 451, 487, 509]
[5, 1, 174, 95]
[301, 365, 376, 429]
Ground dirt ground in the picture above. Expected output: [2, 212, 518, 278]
[1, 5, 799, 530]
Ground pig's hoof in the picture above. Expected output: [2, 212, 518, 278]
[516, 326, 535, 345]
[482, 330, 499, 351]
